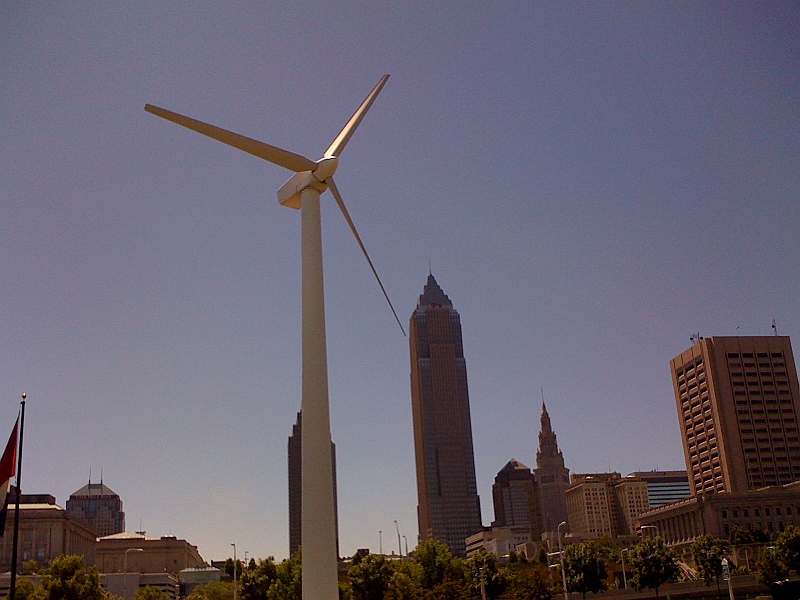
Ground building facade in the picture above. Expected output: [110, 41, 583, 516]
[534, 404, 570, 533]
[672, 336, 800, 495]
[95, 532, 204, 575]
[65, 480, 125, 537]
[287, 411, 339, 557]
[565, 473, 649, 538]
[492, 459, 542, 538]
[0, 500, 97, 572]
[639, 481, 800, 548]
[410, 274, 482, 557]
[629, 470, 691, 508]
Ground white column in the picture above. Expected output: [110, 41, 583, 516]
[300, 186, 339, 600]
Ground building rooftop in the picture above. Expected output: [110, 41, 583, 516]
[71, 482, 119, 498]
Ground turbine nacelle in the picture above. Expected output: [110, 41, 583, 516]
[278, 170, 327, 209]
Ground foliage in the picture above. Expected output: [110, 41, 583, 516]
[4, 578, 43, 600]
[731, 525, 770, 545]
[411, 539, 466, 590]
[133, 586, 168, 600]
[775, 525, 800, 572]
[500, 565, 555, 600]
[239, 557, 278, 600]
[23, 559, 42, 575]
[690, 534, 731, 597]
[39, 554, 106, 600]
[562, 541, 609, 600]
[536, 547, 549, 566]
[466, 550, 507, 600]
[348, 554, 394, 600]
[265, 551, 302, 600]
[755, 546, 789, 586]
[223, 558, 244, 580]
[384, 569, 423, 600]
[628, 537, 679, 598]
[186, 581, 234, 600]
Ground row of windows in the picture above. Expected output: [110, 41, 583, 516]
[727, 352, 784, 359]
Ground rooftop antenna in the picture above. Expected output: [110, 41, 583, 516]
[772, 320, 778, 336]
[689, 332, 703, 345]
[88, 468, 91, 485]
[428, 259, 432, 276]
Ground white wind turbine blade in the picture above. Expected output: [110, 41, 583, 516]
[324, 75, 390, 159]
[145, 104, 317, 173]
[326, 177, 406, 336]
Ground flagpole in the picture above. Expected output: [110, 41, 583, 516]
[9, 394, 26, 600]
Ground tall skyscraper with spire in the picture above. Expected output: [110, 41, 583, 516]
[410, 274, 482, 557]
[534, 404, 570, 532]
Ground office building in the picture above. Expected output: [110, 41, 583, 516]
[534, 404, 570, 532]
[672, 336, 800, 494]
[629, 470, 691, 508]
[565, 472, 649, 538]
[410, 274, 482, 557]
[288, 411, 338, 557]
[492, 459, 542, 536]
[65, 479, 125, 537]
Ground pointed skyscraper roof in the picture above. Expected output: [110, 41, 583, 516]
[417, 273, 452, 309]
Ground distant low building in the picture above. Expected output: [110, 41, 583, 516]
[566, 472, 649, 538]
[0, 497, 97, 572]
[465, 526, 533, 559]
[179, 566, 221, 597]
[96, 532, 205, 575]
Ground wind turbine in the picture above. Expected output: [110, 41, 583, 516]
[145, 75, 401, 600]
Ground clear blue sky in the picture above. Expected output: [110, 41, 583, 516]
[2, 2, 798, 563]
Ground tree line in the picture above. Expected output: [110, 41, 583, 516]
[11, 526, 800, 600]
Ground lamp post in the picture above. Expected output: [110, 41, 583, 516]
[558, 521, 569, 600]
[124, 548, 144, 600]
[394, 521, 402, 558]
[640, 525, 659, 539]
[231, 543, 237, 600]
[379, 531, 382, 555]
[620, 548, 628, 589]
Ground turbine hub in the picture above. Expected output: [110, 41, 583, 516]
[312, 156, 339, 182]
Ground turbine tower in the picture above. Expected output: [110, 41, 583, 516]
[145, 75, 400, 600]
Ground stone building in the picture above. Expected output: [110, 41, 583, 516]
[565, 472, 649, 538]
[95, 532, 204, 575]
[534, 404, 570, 533]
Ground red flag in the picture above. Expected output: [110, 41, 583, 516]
[0, 420, 19, 537]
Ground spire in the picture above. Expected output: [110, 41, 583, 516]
[417, 273, 452, 309]
[540, 402, 552, 434]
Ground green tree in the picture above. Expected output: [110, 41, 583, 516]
[4, 578, 43, 600]
[775, 525, 800, 572]
[466, 550, 506, 600]
[240, 557, 278, 600]
[385, 569, 423, 600]
[536, 547, 549, 566]
[500, 565, 554, 600]
[187, 581, 235, 600]
[691, 534, 731, 599]
[348, 554, 395, 600]
[562, 541, 609, 600]
[731, 525, 770, 545]
[134, 586, 168, 600]
[39, 555, 105, 600]
[755, 546, 788, 586]
[628, 537, 679, 598]
[266, 551, 302, 600]
[411, 539, 466, 590]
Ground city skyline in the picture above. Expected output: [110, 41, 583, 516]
[2, 3, 798, 562]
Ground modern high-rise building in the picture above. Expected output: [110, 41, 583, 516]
[491, 459, 542, 536]
[534, 404, 570, 532]
[288, 411, 339, 557]
[628, 470, 691, 508]
[671, 336, 800, 495]
[65, 479, 125, 537]
[410, 274, 482, 557]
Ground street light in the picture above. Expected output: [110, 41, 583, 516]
[231, 543, 237, 600]
[394, 520, 402, 557]
[124, 548, 144, 600]
[640, 525, 659, 539]
[379, 530, 382, 555]
[620, 548, 629, 589]
[558, 521, 569, 600]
